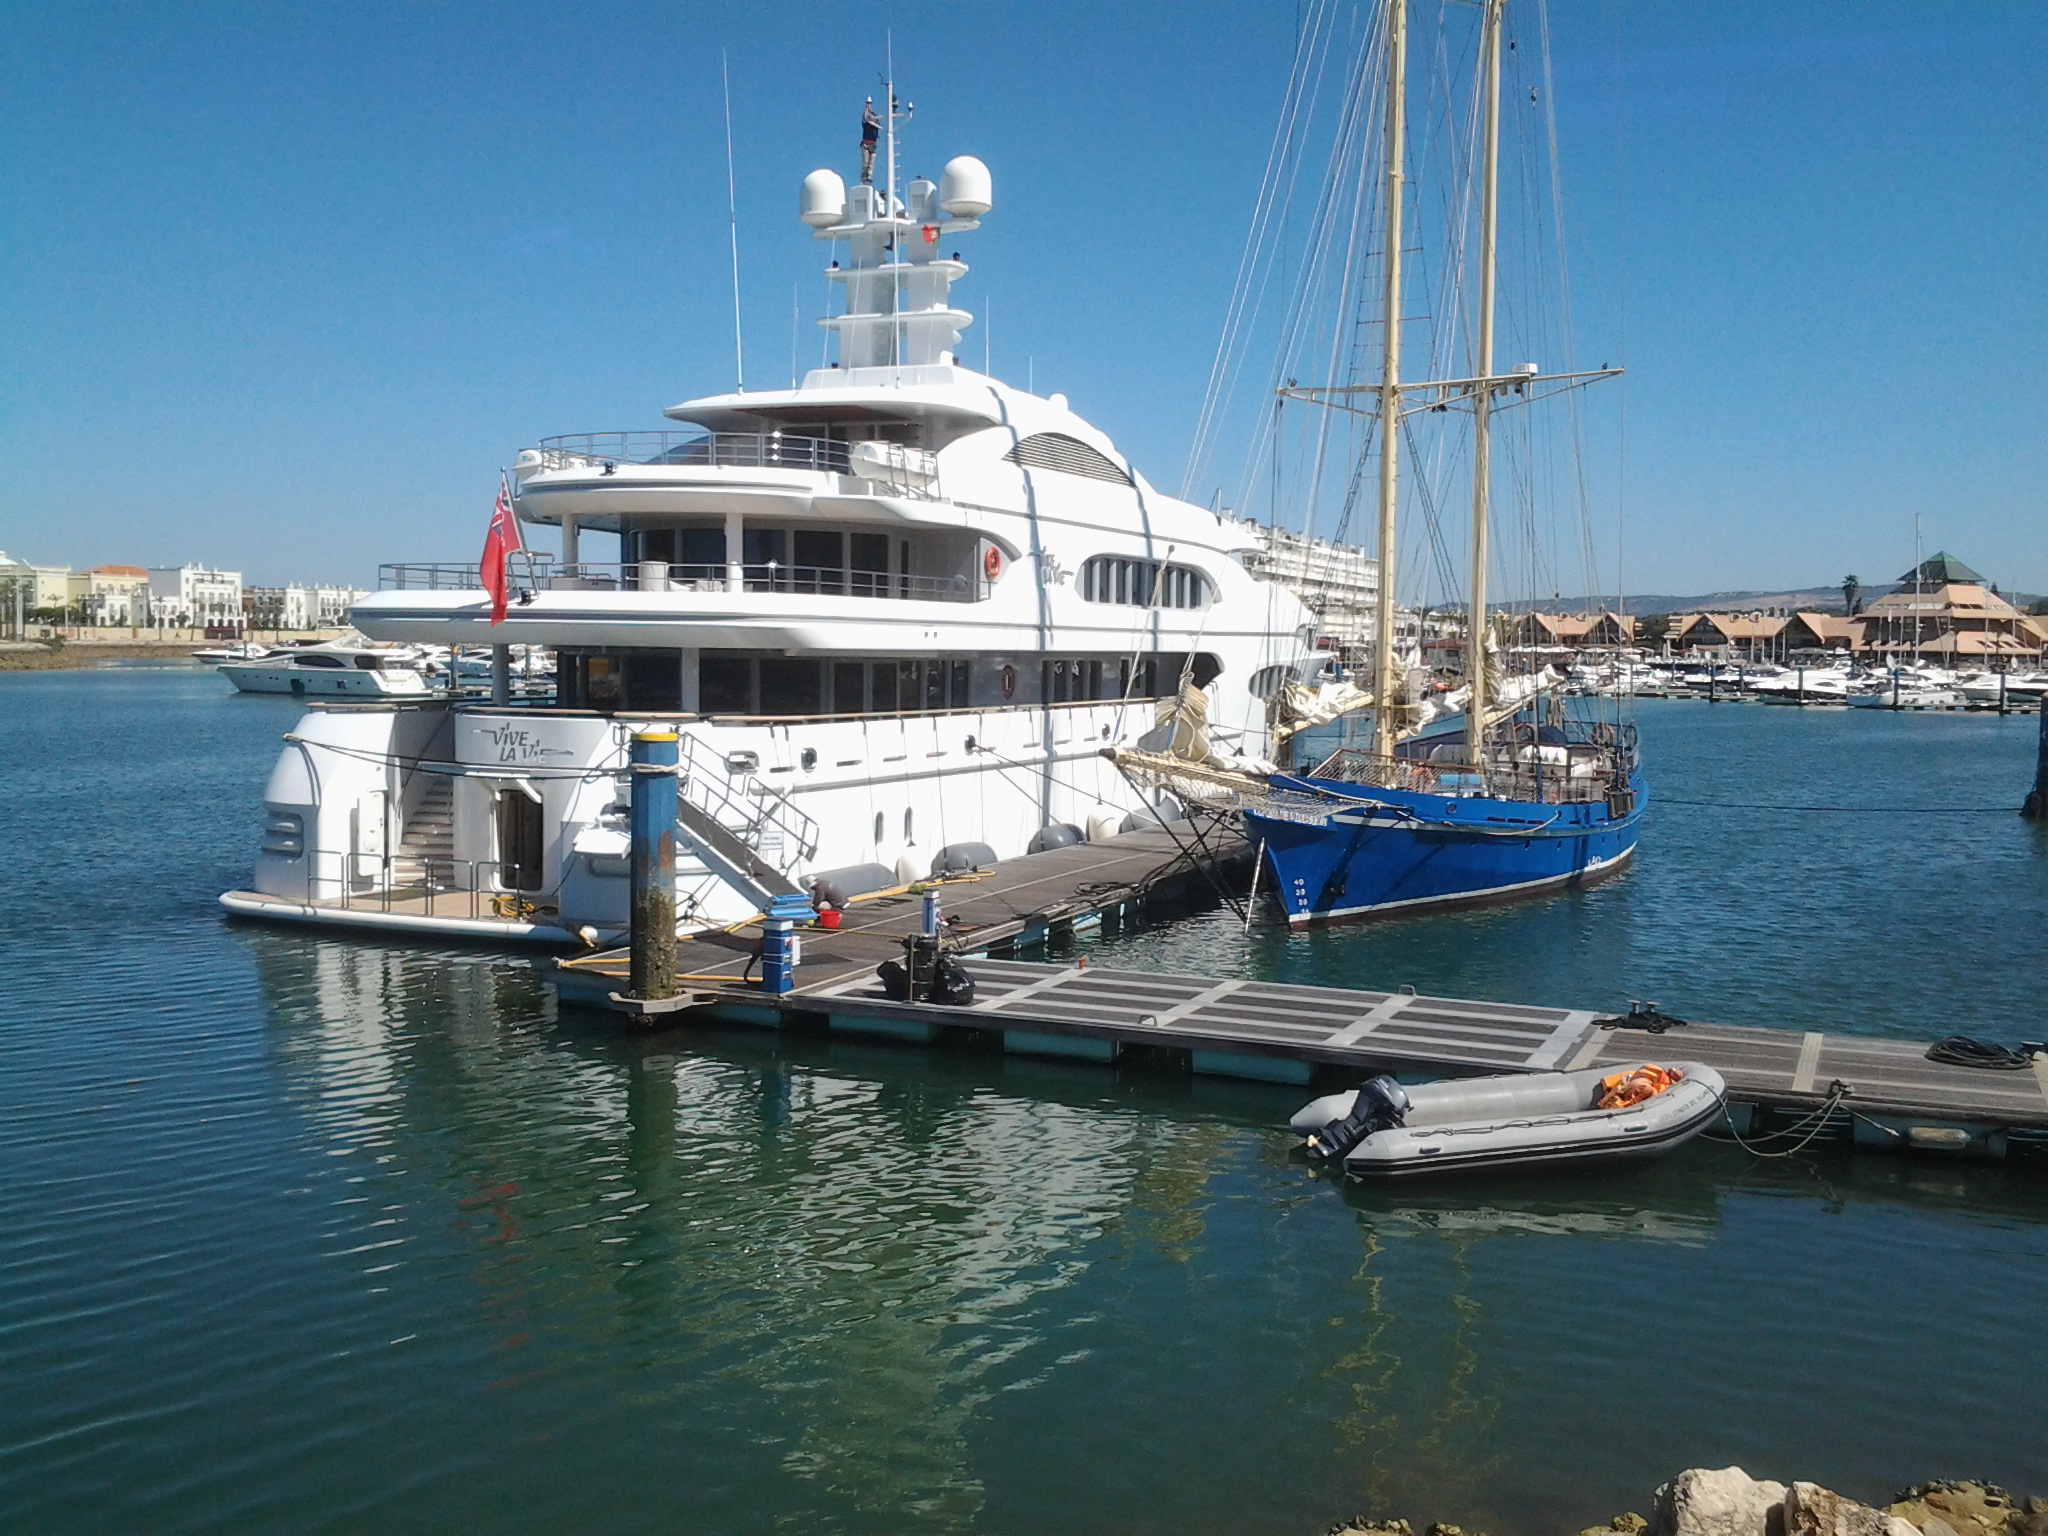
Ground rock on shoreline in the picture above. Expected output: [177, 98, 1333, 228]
[1325, 1471, 2045, 1536]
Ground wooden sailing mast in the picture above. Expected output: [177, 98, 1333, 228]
[1369, 0, 1408, 760]
[1465, 0, 1504, 773]
[1279, 0, 1620, 766]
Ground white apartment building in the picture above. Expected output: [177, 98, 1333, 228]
[147, 564, 243, 627]
[1230, 520, 1380, 657]
[304, 585, 366, 629]
[244, 584, 368, 631]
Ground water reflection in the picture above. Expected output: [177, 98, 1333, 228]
[226, 924, 2048, 1535]
[245, 931, 1191, 1526]
[11, 665, 2048, 1535]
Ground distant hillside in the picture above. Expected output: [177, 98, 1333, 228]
[1505, 585, 2040, 617]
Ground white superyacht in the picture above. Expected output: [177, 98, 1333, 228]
[221, 102, 1320, 943]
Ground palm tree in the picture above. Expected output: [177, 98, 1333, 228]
[1841, 574, 1861, 616]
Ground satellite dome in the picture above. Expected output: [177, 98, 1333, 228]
[939, 155, 992, 218]
[800, 168, 846, 228]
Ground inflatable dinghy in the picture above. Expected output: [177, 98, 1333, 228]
[1290, 1061, 1727, 1178]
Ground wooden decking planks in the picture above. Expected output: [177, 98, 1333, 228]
[556, 820, 2048, 1145]
[1570, 1019, 2048, 1127]
[557, 822, 1249, 992]
[799, 958, 1597, 1077]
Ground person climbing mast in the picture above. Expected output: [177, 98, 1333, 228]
[859, 96, 880, 185]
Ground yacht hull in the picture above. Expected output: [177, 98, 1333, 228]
[234, 697, 1183, 944]
[221, 662, 430, 697]
[1247, 769, 1645, 926]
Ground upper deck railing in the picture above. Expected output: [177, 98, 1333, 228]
[528, 431, 941, 500]
[378, 560, 975, 602]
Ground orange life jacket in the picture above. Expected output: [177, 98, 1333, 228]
[1596, 1064, 1683, 1110]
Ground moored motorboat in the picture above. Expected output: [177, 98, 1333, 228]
[192, 642, 273, 663]
[219, 636, 434, 697]
[1289, 1061, 1727, 1178]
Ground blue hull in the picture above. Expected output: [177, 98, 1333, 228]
[1247, 768, 1646, 925]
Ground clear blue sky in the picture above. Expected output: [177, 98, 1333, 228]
[2, 2, 2042, 598]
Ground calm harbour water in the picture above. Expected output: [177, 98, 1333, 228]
[3, 668, 2047, 1536]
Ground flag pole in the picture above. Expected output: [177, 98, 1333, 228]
[507, 469, 542, 594]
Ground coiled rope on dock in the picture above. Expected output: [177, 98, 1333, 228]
[1924, 1035, 2045, 1070]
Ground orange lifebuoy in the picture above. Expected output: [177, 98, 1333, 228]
[984, 545, 1003, 581]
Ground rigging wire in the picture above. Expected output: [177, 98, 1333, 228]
[1656, 798, 2018, 814]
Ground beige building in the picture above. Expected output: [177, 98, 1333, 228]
[84, 565, 150, 625]
[1854, 556, 2040, 661]
[27, 565, 78, 613]
[1510, 612, 1639, 650]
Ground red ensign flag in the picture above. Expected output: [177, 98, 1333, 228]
[481, 473, 523, 625]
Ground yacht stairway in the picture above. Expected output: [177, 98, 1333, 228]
[670, 730, 816, 910]
[396, 774, 455, 881]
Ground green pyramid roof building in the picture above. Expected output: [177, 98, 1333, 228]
[1898, 550, 1985, 588]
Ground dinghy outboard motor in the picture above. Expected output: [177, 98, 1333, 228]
[1305, 1075, 1410, 1164]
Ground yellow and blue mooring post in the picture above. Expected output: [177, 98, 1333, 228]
[628, 730, 679, 1001]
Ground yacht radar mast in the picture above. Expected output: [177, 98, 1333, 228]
[799, 80, 990, 385]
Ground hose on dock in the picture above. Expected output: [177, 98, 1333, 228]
[1925, 1035, 2045, 1070]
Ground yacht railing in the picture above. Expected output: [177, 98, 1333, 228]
[380, 560, 974, 602]
[610, 722, 822, 866]
[297, 849, 550, 918]
[531, 431, 942, 500]
[1300, 746, 1630, 806]
[378, 559, 552, 591]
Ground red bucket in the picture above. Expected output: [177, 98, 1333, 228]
[817, 908, 843, 931]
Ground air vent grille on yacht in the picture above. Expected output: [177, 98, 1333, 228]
[1003, 433, 1133, 487]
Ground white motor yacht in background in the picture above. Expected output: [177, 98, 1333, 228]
[450, 645, 555, 684]
[1956, 670, 2048, 706]
[220, 96, 1323, 943]
[219, 635, 434, 698]
[192, 641, 273, 664]
[1750, 664, 1858, 703]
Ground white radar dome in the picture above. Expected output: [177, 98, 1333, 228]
[800, 167, 846, 228]
[939, 155, 992, 218]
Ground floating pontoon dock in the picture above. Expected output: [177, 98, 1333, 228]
[554, 825, 2048, 1162]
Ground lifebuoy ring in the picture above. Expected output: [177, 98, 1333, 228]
[1000, 664, 1016, 700]
[983, 545, 1003, 582]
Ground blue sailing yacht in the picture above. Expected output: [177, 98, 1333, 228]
[1242, 0, 1641, 926]
[1247, 715, 1645, 925]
